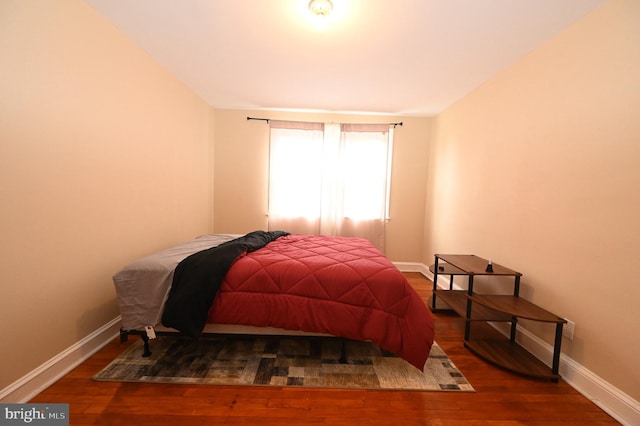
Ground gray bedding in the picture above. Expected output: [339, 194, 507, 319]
[112, 234, 239, 330]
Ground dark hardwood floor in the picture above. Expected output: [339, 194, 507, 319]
[30, 273, 619, 425]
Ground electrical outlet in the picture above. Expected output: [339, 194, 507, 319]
[563, 319, 575, 340]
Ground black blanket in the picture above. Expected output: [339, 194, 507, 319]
[161, 230, 289, 338]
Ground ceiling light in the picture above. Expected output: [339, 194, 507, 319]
[309, 0, 333, 17]
[308, 0, 333, 31]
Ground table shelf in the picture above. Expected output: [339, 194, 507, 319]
[469, 294, 566, 323]
[434, 290, 513, 322]
[465, 323, 561, 380]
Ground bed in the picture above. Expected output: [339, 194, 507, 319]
[113, 231, 434, 371]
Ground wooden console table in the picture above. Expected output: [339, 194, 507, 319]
[431, 254, 566, 382]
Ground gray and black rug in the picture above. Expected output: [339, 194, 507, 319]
[93, 335, 473, 392]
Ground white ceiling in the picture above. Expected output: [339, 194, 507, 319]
[84, 0, 605, 117]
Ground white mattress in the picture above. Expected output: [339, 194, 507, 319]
[113, 234, 240, 330]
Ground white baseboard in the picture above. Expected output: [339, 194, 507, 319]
[393, 261, 429, 275]
[0, 317, 122, 403]
[410, 261, 639, 426]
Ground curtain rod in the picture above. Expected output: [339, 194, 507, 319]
[247, 116, 403, 128]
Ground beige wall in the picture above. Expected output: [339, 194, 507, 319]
[425, 0, 640, 400]
[0, 0, 213, 390]
[213, 109, 431, 262]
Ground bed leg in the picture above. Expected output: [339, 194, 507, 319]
[141, 334, 152, 357]
[339, 339, 347, 364]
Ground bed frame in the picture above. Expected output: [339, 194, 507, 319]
[119, 324, 347, 362]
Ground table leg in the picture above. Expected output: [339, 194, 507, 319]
[464, 275, 474, 341]
[431, 256, 439, 310]
[552, 322, 564, 382]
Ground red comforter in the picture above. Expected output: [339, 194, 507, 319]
[208, 234, 434, 370]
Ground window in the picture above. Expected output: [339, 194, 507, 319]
[268, 120, 394, 251]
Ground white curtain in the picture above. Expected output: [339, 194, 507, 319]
[268, 120, 393, 252]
